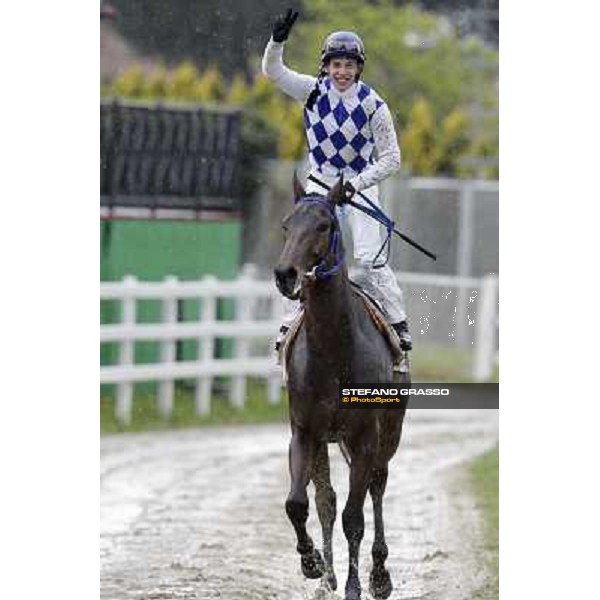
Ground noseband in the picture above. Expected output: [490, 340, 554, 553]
[295, 196, 344, 281]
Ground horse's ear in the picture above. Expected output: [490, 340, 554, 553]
[293, 171, 305, 200]
[328, 176, 344, 206]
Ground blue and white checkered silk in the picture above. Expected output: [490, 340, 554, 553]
[304, 78, 385, 178]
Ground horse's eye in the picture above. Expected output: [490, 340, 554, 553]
[317, 223, 330, 233]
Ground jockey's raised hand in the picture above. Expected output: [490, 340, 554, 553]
[272, 8, 299, 42]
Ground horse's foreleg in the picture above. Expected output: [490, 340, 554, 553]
[342, 434, 376, 600]
[368, 466, 393, 599]
[313, 442, 337, 590]
[286, 428, 325, 579]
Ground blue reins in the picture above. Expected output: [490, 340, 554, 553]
[305, 175, 393, 268]
[306, 174, 437, 264]
[346, 192, 395, 269]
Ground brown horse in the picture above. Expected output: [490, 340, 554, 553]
[274, 177, 408, 600]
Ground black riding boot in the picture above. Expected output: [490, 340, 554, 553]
[392, 321, 412, 352]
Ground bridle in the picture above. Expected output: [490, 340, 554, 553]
[294, 196, 344, 282]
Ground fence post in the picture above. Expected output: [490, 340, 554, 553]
[116, 275, 136, 425]
[267, 289, 284, 404]
[230, 264, 256, 408]
[473, 275, 499, 381]
[195, 275, 217, 416]
[158, 276, 178, 419]
[456, 182, 475, 345]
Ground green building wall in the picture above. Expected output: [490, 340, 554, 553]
[101, 220, 241, 368]
[100, 220, 240, 282]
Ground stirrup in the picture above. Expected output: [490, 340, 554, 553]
[392, 321, 412, 352]
[393, 352, 410, 374]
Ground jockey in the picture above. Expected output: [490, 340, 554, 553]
[262, 9, 412, 353]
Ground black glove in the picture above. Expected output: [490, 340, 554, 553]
[272, 8, 299, 43]
[340, 181, 356, 204]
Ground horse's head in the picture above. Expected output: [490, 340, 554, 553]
[274, 175, 345, 300]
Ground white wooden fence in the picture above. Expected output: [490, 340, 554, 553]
[100, 265, 498, 424]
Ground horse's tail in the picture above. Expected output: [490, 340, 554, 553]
[338, 440, 351, 467]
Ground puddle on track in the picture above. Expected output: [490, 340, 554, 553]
[101, 410, 498, 600]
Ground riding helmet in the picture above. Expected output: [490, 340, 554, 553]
[320, 31, 366, 66]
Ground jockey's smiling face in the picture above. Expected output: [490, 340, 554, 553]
[326, 57, 360, 92]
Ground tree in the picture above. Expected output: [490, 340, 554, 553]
[105, 0, 498, 177]
[401, 97, 438, 175]
[286, 0, 497, 130]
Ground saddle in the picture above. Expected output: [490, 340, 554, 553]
[279, 281, 403, 380]
[349, 281, 403, 364]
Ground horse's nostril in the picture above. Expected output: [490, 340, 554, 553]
[275, 266, 298, 294]
[275, 266, 296, 280]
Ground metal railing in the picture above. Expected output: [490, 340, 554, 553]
[100, 99, 242, 219]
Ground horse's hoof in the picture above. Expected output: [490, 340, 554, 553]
[344, 588, 361, 600]
[369, 567, 393, 599]
[313, 587, 329, 600]
[301, 548, 325, 579]
[322, 569, 337, 591]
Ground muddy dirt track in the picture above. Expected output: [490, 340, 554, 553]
[101, 409, 498, 600]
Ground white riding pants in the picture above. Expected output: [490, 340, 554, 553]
[279, 173, 407, 329]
